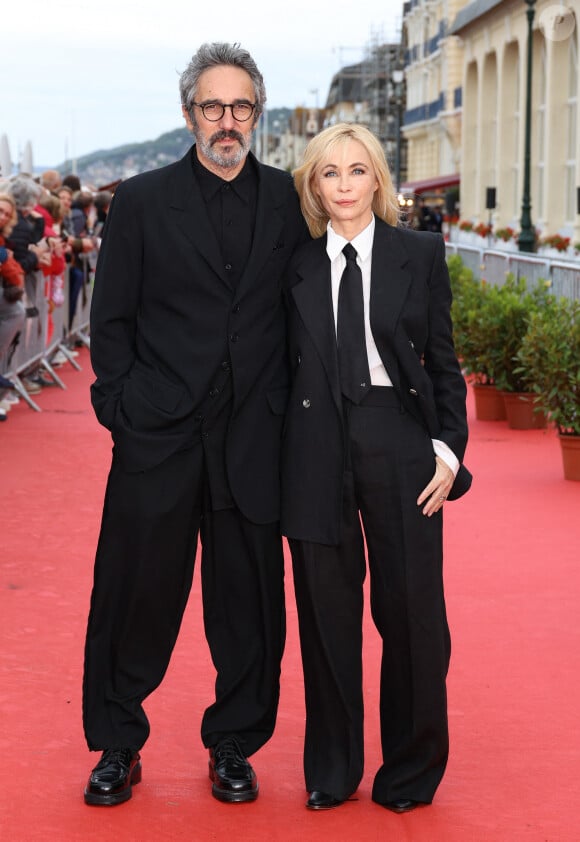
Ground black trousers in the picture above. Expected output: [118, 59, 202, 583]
[290, 388, 450, 804]
[82, 442, 286, 756]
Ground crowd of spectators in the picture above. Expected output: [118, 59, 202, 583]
[412, 197, 444, 233]
[0, 168, 112, 422]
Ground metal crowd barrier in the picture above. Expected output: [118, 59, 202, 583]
[445, 242, 580, 301]
[0, 265, 92, 412]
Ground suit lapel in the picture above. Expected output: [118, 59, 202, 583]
[369, 220, 411, 390]
[167, 148, 231, 289]
[237, 157, 286, 296]
[291, 239, 342, 409]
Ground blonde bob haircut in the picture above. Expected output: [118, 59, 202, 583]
[293, 123, 400, 238]
[0, 192, 18, 236]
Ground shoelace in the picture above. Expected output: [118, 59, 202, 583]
[214, 738, 244, 763]
[100, 748, 134, 767]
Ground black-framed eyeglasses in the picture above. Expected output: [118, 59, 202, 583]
[192, 101, 256, 122]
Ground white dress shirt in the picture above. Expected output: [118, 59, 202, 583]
[326, 216, 459, 477]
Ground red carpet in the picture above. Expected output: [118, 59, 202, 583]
[1, 353, 579, 841]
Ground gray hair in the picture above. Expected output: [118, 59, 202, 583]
[179, 42, 266, 125]
[94, 191, 113, 212]
[8, 175, 42, 210]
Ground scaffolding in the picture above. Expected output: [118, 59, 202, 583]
[328, 26, 407, 186]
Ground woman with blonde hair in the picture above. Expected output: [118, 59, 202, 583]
[293, 122, 400, 237]
[0, 192, 26, 416]
[282, 124, 471, 813]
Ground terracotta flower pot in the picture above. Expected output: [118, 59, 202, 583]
[501, 391, 547, 430]
[559, 435, 580, 481]
[472, 384, 506, 421]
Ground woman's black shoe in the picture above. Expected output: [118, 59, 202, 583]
[306, 790, 345, 810]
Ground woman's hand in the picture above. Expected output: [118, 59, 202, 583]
[49, 238, 64, 258]
[29, 240, 52, 266]
[417, 456, 454, 517]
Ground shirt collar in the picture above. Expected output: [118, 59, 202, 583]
[326, 215, 375, 262]
[192, 145, 254, 203]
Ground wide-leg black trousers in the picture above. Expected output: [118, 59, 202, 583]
[290, 388, 450, 804]
[83, 443, 286, 757]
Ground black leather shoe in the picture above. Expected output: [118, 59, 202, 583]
[384, 799, 419, 813]
[306, 790, 344, 810]
[208, 737, 258, 803]
[84, 748, 141, 806]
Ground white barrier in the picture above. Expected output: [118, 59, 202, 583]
[445, 242, 580, 300]
[0, 265, 93, 411]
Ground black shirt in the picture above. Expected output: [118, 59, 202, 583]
[189, 145, 259, 510]
[191, 145, 258, 288]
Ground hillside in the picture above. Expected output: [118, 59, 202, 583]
[59, 109, 292, 186]
[58, 127, 190, 186]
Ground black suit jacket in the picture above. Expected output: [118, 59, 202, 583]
[281, 219, 471, 545]
[90, 147, 309, 524]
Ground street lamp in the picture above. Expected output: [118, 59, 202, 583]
[518, 0, 537, 253]
[391, 69, 405, 193]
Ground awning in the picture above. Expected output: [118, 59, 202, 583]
[399, 173, 460, 194]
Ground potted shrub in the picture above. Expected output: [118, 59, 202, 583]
[448, 256, 505, 420]
[495, 227, 517, 242]
[474, 221, 492, 240]
[481, 275, 551, 429]
[493, 227, 519, 253]
[538, 233, 571, 257]
[457, 219, 477, 247]
[515, 297, 580, 480]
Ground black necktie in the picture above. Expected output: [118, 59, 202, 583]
[337, 243, 371, 403]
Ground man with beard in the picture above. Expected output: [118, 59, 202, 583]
[82, 42, 309, 807]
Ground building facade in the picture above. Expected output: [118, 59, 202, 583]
[401, 0, 466, 201]
[452, 0, 579, 240]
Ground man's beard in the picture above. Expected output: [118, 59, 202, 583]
[196, 128, 252, 169]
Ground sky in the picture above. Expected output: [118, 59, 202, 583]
[3, 0, 404, 171]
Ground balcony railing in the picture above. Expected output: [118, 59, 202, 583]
[404, 92, 445, 125]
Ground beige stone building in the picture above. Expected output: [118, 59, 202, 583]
[401, 0, 466, 201]
[452, 0, 579, 240]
